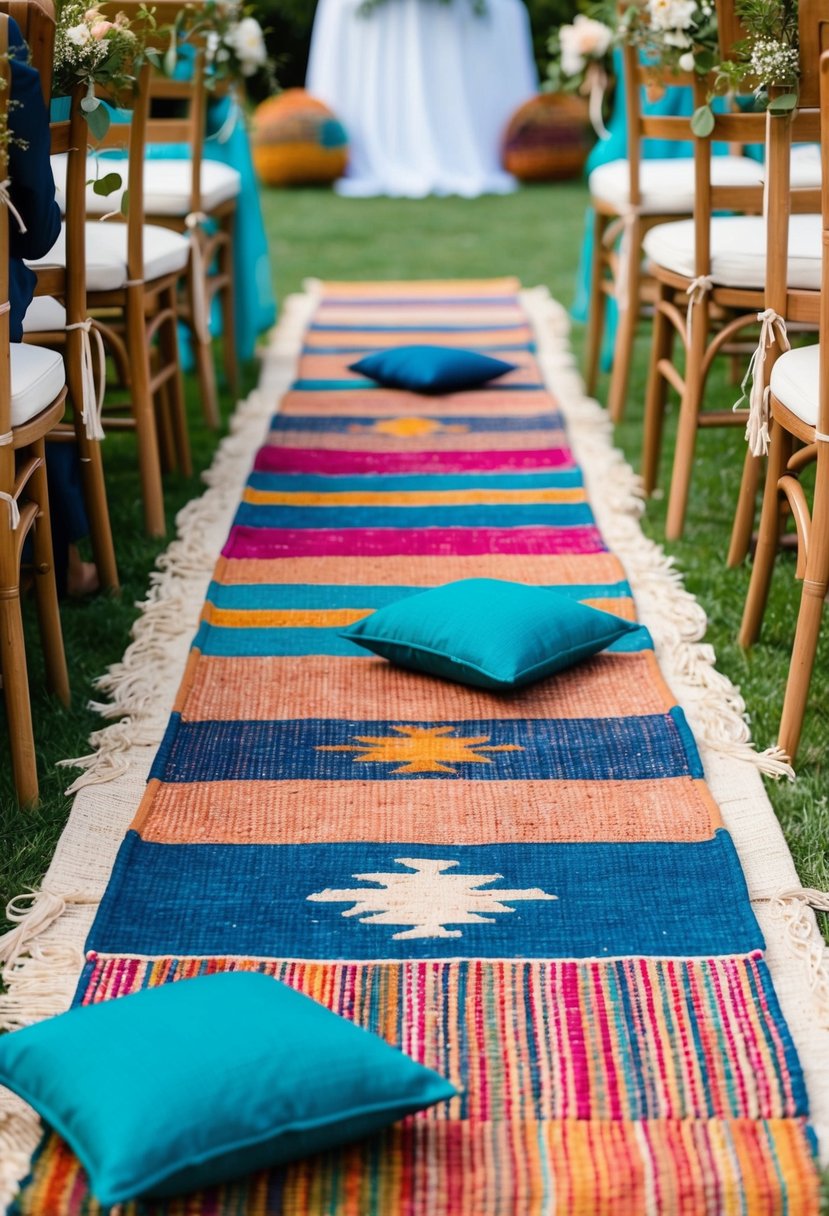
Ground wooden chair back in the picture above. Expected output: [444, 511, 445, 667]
[0, 11, 11, 459]
[102, 0, 217, 217]
[819, 49, 829, 442]
[3, 0, 53, 103]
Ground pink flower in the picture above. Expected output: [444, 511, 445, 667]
[90, 20, 114, 38]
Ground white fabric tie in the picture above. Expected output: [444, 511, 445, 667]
[0, 178, 27, 234]
[185, 211, 211, 345]
[816, 430, 829, 442]
[66, 318, 106, 441]
[603, 207, 641, 314]
[685, 275, 714, 349]
[733, 309, 791, 457]
[210, 93, 240, 145]
[0, 490, 19, 529]
[581, 62, 609, 141]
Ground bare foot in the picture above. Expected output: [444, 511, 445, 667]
[67, 544, 100, 598]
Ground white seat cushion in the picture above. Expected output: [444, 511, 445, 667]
[642, 213, 823, 290]
[22, 296, 67, 333]
[50, 154, 241, 217]
[788, 144, 822, 189]
[27, 221, 191, 291]
[588, 155, 762, 214]
[10, 343, 65, 427]
[769, 343, 820, 427]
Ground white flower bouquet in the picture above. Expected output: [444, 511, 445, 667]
[546, 11, 615, 138]
[54, 2, 150, 138]
[166, 1, 276, 92]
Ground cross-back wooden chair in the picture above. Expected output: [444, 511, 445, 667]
[30, 56, 192, 537]
[0, 10, 69, 805]
[639, 0, 821, 544]
[737, 10, 829, 765]
[4, 0, 119, 592]
[585, 2, 768, 423]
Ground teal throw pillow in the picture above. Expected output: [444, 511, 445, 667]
[342, 579, 637, 690]
[349, 345, 515, 394]
[0, 972, 455, 1206]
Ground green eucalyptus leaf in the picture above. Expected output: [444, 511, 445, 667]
[92, 171, 122, 197]
[690, 104, 715, 137]
[84, 103, 110, 141]
[768, 92, 798, 114]
[694, 49, 715, 73]
[119, 188, 129, 217]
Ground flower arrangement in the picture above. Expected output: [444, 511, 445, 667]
[545, 11, 615, 137]
[54, 2, 151, 139]
[166, 0, 276, 92]
[614, 0, 801, 134]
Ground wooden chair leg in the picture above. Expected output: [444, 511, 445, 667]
[665, 300, 709, 541]
[127, 287, 166, 537]
[777, 505, 829, 763]
[0, 582, 39, 805]
[584, 211, 609, 397]
[28, 442, 69, 706]
[738, 420, 792, 647]
[74, 429, 119, 593]
[607, 221, 642, 425]
[641, 283, 675, 497]
[727, 446, 762, 569]
[160, 285, 192, 479]
[218, 215, 239, 398]
[154, 373, 176, 476]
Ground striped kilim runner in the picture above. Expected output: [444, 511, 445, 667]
[15, 280, 819, 1213]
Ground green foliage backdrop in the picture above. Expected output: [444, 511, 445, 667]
[256, 0, 577, 89]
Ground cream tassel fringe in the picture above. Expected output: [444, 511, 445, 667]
[0, 289, 317, 1212]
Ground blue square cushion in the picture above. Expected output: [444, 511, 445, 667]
[342, 579, 638, 690]
[0, 972, 455, 1206]
[349, 345, 515, 394]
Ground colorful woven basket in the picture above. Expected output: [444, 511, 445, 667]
[502, 92, 591, 182]
[252, 89, 349, 187]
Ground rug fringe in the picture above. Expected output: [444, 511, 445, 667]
[0, 290, 317, 1211]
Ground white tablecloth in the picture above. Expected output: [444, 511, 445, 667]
[306, 0, 538, 198]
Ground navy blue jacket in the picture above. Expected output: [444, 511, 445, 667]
[8, 18, 61, 340]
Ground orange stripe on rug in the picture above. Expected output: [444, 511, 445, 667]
[133, 776, 723, 845]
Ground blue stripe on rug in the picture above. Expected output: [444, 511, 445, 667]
[245, 470, 586, 493]
[191, 622, 652, 659]
[149, 708, 702, 783]
[204, 581, 635, 610]
[269, 413, 563, 433]
[85, 831, 763, 960]
[232, 503, 597, 531]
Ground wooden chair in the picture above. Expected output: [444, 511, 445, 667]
[738, 17, 829, 764]
[30, 62, 192, 537]
[0, 10, 69, 804]
[585, 6, 767, 423]
[51, 1, 242, 429]
[639, 1, 821, 544]
[5, 0, 119, 592]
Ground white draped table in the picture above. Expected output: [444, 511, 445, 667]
[306, 0, 538, 198]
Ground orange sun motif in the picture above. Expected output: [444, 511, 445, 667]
[317, 725, 522, 774]
[348, 417, 468, 439]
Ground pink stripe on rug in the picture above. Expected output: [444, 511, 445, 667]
[253, 446, 576, 475]
[221, 524, 606, 559]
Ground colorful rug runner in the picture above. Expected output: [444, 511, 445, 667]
[13, 280, 819, 1213]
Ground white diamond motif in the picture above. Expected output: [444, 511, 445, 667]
[307, 857, 558, 940]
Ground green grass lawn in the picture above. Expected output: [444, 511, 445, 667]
[2, 181, 827, 946]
